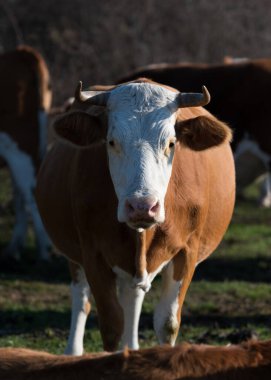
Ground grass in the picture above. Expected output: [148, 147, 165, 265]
[0, 171, 271, 353]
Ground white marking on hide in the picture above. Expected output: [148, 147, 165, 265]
[0, 133, 50, 259]
[153, 261, 182, 345]
[113, 260, 170, 349]
[118, 277, 145, 349]
[113, 260, 169, 293]
[133, 270, 151, 292]
[65, 268, 90, 356]
[88, 82, 179, 226]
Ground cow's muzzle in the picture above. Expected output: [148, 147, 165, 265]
[125, 196, 160, 229]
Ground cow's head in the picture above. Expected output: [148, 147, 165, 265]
[54, 79, 231, 231]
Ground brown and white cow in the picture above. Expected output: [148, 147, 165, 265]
[1, 339, 271, 380]
[0, 45, 52, 259]
[118, 59, 271, 206]
[36, 78, 235, 354]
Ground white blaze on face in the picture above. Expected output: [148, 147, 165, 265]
[106, 83, 179, 228]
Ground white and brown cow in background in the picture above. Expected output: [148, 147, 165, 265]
[0, 45, 51, 259]
[36, 78, 235, 354]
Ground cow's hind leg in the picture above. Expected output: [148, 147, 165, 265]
[65, 261, 91, 356]
[154, 247, 197, 345]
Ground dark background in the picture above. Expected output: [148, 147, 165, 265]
[1, 0, 271, 104]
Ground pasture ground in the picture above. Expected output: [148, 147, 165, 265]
[0, 168, 271, 353]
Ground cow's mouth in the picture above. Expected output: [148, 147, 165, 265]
[127, 219, 156, 231]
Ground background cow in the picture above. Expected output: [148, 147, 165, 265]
[36, 79, 235, 354]
[0, 339, 270, 380]
[0, 45, 52, 259]
[118, 59, 271, 206]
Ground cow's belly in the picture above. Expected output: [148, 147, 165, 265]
[197, 144, 235, 262]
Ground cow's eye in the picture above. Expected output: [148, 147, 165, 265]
[108, 140, 115, 147]
[164, 139, 176, 157]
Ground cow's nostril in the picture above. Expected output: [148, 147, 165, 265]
[126, 201, 135, 214]
[150, 201, 159, 214]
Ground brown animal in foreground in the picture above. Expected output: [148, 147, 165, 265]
[36, 78, 235, 354]
[0, 340, 271, 380]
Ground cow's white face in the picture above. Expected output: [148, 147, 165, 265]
[106, 83, 179, 230]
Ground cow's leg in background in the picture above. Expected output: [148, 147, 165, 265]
[83, 250, 124, 352]
[117, 272, 146, 349]
[234, 137, 271, 207]
[65, 261, 91, 356]
[259, 172, 271, 207]
[0, 132, 50, 260]
[154, 246, 198, 345]
[26, 190, 50, 260]
[3, 184, 28, 259]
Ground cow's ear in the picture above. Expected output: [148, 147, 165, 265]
[53, 111, 107, 147]
[175, 115, 232, 151]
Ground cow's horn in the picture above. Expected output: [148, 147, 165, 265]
[176, 86, 210, 108]
[75, 81, 110, 106]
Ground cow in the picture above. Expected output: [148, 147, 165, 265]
[0, 133, 50, 259]
[118, 59, 271, 206]
[36, 78, 235, 354]
[1, 339, 271, 380]
[0, 45, 52, 259]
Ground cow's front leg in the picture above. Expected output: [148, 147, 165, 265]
[65, 262, 91, 356]
[25, 192, 51, 260]
[83, 253, 124, 352]
[154, 247, 197, 345]
[118, 274, 146, 349]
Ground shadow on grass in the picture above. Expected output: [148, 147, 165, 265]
[1, 308, 271, 338]
[0, 254, 270, 284]
[194, 256, 271, 283]
[0, 309, 98, 336]
[139, 312, 271, 331]
[0, 254, 70, 283]
[1, 243, 271, 284]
